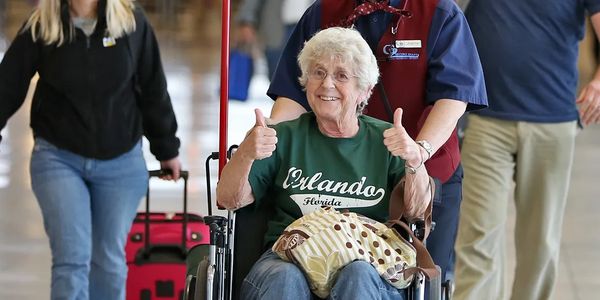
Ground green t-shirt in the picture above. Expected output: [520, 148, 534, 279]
[248, 112, 406, 246]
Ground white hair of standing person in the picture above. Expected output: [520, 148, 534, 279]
[24, 0, 136, 46]
[297, 27, 379, 110]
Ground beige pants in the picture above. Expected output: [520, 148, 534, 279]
[454, 114, 577, 300]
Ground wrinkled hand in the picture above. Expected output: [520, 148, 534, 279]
[576, 79, 600, 126]
[383, 108, 421, 167]
[402, 175, 432, 220]
[159, 157, 182, 181]
[238, 109, 277, 161]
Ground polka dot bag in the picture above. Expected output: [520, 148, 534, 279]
[272, 206, 438, 298]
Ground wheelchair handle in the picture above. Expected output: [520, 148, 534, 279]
[204, 216, 228, 247]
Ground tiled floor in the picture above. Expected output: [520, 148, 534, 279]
[0, 1, 599, 299]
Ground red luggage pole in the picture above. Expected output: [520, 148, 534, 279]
[218, 0, 231, 177]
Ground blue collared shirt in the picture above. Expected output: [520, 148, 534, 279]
[267, 0, 488, 111]
[467, 0, 600, 122]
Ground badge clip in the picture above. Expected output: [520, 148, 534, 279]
[103, 36, 116, 47]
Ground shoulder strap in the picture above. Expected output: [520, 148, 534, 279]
[387, 175, 439, 279]
[388, 176, 435, 238]
[377, 83, 394, 123]
[387, 219, 439, 280]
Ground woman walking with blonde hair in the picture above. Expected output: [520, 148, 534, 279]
[0, 0, 181, 299]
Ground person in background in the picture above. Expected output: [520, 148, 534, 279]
[263, 0, 488, 284]
[282, 0, 313, 39]
[217, 27, 432, 299]
[235, 0, 312, 80]
[454, 1, 600, 299]
[0, 0, 181, 299]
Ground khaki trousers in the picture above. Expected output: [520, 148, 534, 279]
[454, 114, 577, 300]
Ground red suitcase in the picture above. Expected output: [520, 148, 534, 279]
[126, 170, 210, 300]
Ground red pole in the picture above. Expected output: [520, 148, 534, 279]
[219, 0, 230, 177]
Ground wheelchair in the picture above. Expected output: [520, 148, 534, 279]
[183, 153, 448, 300]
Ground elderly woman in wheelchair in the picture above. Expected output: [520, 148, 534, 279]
[217, 27, 432, 300]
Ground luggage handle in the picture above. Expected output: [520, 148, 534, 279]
[143, 169, 190, 257]
[148, 169, 189, 179]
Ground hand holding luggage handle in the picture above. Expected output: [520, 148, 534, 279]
[138, 169, 191, 262]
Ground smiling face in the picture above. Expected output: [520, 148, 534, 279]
[297, 27, 379, 136]
[306, 57, 369, 130]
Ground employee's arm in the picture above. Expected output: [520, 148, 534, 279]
[416, 99, 468, 156]
[268, 97, 307, 125]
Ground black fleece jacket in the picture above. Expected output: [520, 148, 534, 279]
[0, 4, 179, 160]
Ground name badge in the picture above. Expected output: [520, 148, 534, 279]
[395, 40, 421, 49]
[103, 37, 116, 47]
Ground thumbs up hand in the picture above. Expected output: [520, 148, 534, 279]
[239, 109, 278, 161]
[383, 108, 422, 167]
[254, 108, 268, 127]
[384, 108, 431, 219]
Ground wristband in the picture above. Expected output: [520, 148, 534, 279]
[405, 153, 424, 174]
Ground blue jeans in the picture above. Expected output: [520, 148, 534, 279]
[240, 250, 407, 300]
[30, 138, 148, 300]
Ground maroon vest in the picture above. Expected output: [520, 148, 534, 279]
[322, 0, 459, 183]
